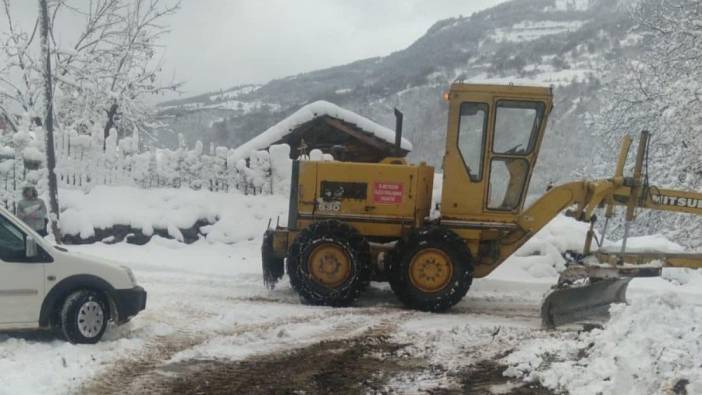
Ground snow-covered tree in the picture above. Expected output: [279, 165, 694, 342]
[1, 0, 181, 147]
[593, 0, 702, 247]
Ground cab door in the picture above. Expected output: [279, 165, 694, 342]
[484, 100, 547, 215]
[0, 214, 46, 327]
[440, 84, 552, 222]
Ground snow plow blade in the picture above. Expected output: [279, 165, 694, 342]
[541, 278, 631, 328]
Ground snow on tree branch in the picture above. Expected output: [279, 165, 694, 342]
[593, 0, 702, 247]
[1, 0, 182, 148]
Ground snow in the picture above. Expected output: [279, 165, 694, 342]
[207, 85, 260, 102]
[490, 215, 590, 282]
[503, 293, 702, 394]
[230, 100, 413, 163]
[602, 234, 687, 254]
[548, 0, 592, 12]
[58, 186, 288, 243]
[0, 332, 146, 394]
[0, 146, 15, 158]
[269, 144, 293, 196]
[206, 99, 280, 113]
[469, 68, 593, 87]
[491, 20, 586, 43]
[21, 147, 43, 162]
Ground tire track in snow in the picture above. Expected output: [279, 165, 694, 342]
[78, 308, 411, 394]
[158, 320, 417, 394]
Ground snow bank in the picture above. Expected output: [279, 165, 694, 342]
[490, 215, 590, 281]
[503, 293, 702, 394]
[602, 234, 686, 254]
[0, 334, 145, 395]
[59, 186, 288, 243]
[230, 100, 412, 163]
[491, 215, 696, 284]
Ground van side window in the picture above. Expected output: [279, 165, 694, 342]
[458, 102, 488, 181]
[0, 215, 26, 262]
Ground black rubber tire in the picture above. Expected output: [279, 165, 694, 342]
[262, 229, 285, 290]
[59, 290, 109, 344]
[388, 226, 473, 312]
[287, 220, 371, 307]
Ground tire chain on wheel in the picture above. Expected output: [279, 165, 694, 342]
[287, 220, 371, 307]
[388, 225, 474, 312]
[262, 229, 285, 290]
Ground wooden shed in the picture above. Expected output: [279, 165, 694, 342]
[231, 101, 412, 163]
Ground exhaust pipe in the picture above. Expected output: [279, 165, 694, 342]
[394, 108, 403, 156]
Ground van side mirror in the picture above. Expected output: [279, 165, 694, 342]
[26, 236, 38, 258]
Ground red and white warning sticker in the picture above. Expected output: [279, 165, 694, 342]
[373, 182, 404, 204]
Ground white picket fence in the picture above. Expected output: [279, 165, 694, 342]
[0, 129, 293, 210]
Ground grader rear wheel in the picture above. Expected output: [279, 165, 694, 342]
[408, 248, 454, 293]
[307, 243, 353, 288]
[389, 226, 473, 312]
[287, 220, 371, 307]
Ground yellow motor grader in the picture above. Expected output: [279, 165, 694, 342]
[262, 83, 702, 327]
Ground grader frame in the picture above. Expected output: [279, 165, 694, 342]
[263, 83, 702, 327]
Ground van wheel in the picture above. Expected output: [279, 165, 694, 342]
[389, 226, 473, 312]
[59, 290, 109, 344]
[287, 220, 371, 307]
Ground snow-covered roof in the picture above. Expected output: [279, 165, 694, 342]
[231, 100, 413, 162]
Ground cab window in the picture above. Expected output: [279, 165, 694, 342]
[457, 102, 488, 181]
[488, 158, 529, 211]
[0, 214, 27, 262]
[493, 101, 544, 155]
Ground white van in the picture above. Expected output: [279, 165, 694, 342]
[0, 206, 146, 344]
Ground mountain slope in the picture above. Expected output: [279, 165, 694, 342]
[157, 0, 637, 191]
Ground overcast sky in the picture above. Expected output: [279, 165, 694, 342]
[4, 0, 508, 98]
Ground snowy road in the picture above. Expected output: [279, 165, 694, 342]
[1, 217, 701, 394]
[0, 237, 562, 394]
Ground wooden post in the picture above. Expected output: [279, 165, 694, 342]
[39, 0, 62, 242]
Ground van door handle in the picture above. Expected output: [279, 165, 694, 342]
[47, 275, 56, 281]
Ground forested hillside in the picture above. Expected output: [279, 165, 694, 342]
[159, 0, 699, 246]
[158, 0, 632, 187]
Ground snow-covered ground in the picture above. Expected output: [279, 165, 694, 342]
[491, 20, 586, 43]
[1, 187, 701, 394]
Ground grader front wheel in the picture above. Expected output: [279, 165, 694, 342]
[287, 220, 371, 307]
[389, 227, 473, 312]
[409, 248, 454, 293]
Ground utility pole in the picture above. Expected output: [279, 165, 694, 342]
[38, 0, 62, 243]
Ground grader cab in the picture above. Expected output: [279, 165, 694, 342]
[262, 83, 702, 327]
